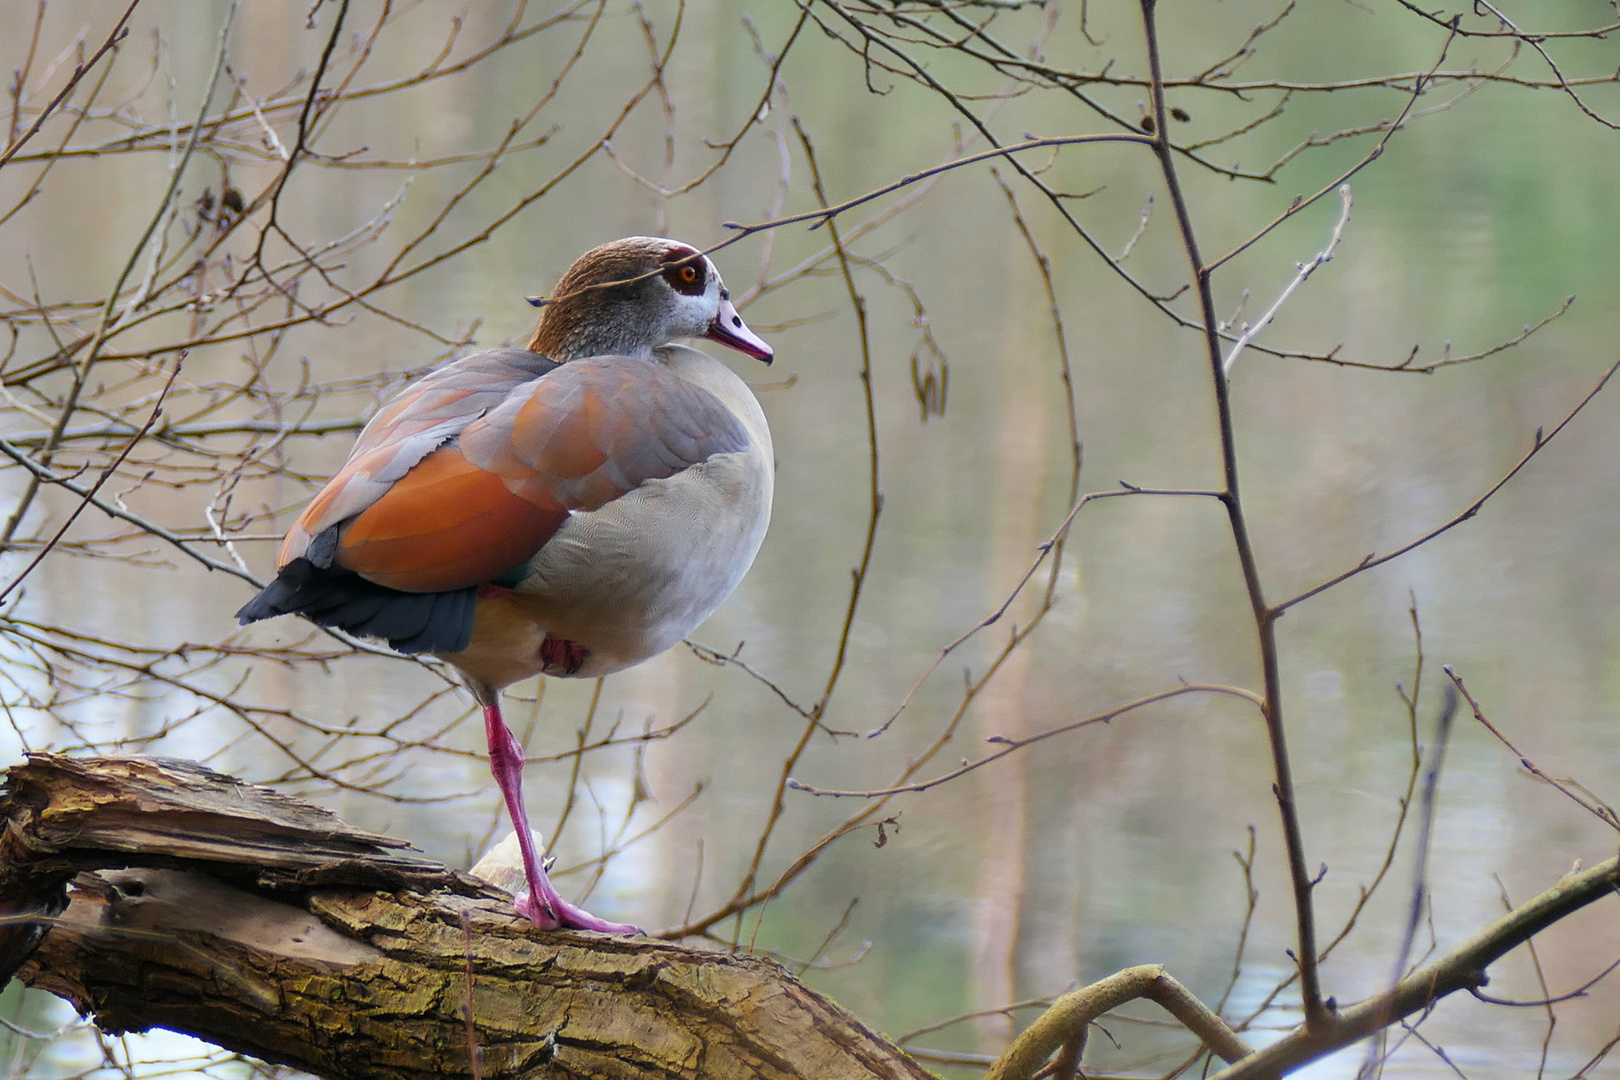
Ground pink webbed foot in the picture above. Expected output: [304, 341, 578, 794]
[480, 697, 642, 935]
[515, 889, 643, 935]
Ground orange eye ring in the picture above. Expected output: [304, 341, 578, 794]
[679, 265, 698, 283]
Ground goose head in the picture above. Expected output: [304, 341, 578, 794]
[525, 236, 773, 364]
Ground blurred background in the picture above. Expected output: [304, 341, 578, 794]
[2, 1, 1619, 1076]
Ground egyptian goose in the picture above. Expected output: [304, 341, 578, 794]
[237, 237, 774, 933]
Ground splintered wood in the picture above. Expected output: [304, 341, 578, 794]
[0, 755, 931, 1080]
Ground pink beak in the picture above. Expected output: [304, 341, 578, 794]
[706, 295, 773, 364]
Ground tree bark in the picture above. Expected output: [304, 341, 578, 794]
[0, 754, 934, 1080]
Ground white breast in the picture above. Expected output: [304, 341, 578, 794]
[453, 345, 773, 687]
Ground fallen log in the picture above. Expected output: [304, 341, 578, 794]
[0, 754, 934, 1080]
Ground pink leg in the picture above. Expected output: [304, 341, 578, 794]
[482, 700, 641, 934]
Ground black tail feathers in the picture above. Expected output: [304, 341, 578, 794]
[237, 557, 476, 655]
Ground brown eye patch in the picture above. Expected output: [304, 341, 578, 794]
[659, 247, 708, 296]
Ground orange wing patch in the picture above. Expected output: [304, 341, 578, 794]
[334, 448, 565, 592]
[277, 352, 746, 597]
[511, 387, 606, 479]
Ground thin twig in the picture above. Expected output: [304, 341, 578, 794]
[1278, 353, 1620, 615]
[0, 0, 141, 170]
[1210, 856, 1620, 1078]
[1445, 668, 1620, 832]
[1224, 184, 1352, 377]
[1358, 684, 1459, 1078]
[1139, 0, 1328, 1030]
[0, 361, 182, 605]
[792, 683, 1263, 799]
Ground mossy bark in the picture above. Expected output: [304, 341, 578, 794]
[0, 754, 933, 1080]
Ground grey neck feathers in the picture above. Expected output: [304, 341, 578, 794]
[526, 296, 664, 361]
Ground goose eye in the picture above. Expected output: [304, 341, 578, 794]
[661, 252, 706, 295]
